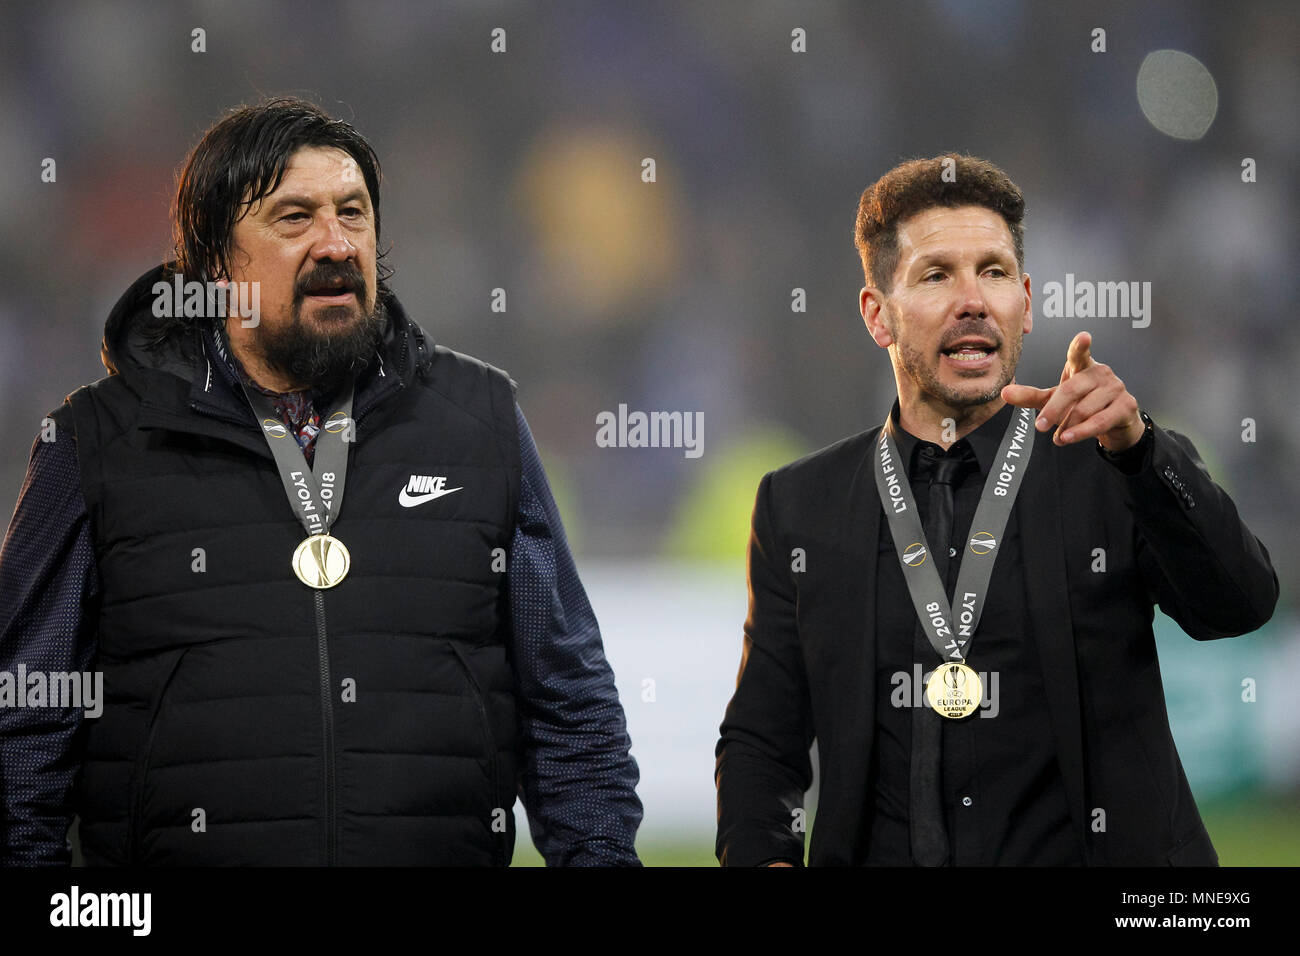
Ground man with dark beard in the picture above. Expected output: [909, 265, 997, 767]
[715, 154, 1277, 867]
[0, 99, 642, 866]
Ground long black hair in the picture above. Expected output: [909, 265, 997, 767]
[143, 97, 393, 352]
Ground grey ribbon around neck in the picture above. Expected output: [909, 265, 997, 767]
[241, 381, 355, 541]
[873, 405, 1036, 664]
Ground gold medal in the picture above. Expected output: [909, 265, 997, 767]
[925, 662, 982, 719]
[292, 534, 351, 589]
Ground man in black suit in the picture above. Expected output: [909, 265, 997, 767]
[714, 154, 1278, 867]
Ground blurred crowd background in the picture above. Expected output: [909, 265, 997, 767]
[1, 0, 1296, 864]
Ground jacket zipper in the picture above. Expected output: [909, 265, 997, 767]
[314, 590, 337, 866]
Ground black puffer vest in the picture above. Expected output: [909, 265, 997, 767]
[61, 265, 521, 865]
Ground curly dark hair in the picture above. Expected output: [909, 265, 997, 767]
[854, 154, 1025, 293]
[143, 97, 393, 350]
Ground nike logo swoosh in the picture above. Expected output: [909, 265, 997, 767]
[398, 486, 463, 508]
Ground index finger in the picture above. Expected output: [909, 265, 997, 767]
[1065, 331, 1094, 374]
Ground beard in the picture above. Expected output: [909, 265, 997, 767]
[887, 305, 1022, 410]
[256, 271, 387, 395]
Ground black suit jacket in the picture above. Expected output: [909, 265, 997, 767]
[715, 417, 1278, 866]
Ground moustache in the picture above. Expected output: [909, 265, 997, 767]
[296, 262, 367, 300]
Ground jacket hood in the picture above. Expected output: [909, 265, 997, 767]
[99, 262, 435, 391]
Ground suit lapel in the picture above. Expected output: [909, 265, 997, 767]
[1018, 430, 1091, 860]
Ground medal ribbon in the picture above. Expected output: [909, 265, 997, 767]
[873, 405, 1035, 664]
[241, 380, 355, 542]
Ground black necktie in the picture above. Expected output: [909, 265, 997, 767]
[909, 447, 977, 867]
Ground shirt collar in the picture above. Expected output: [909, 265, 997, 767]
[888, 397, 1016, 479]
